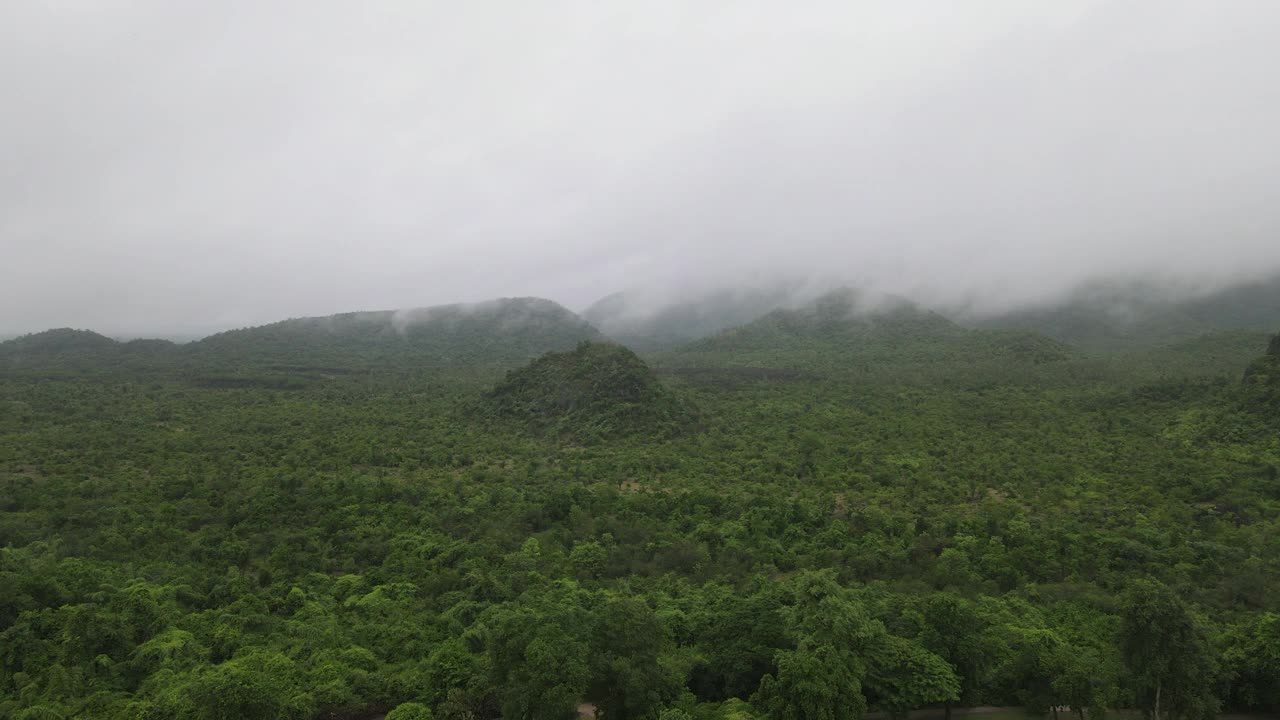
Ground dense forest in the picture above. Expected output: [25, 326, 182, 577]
[2, 291, 1279, 720]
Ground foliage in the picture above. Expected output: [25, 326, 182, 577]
[386, 701, 433, 720]
[1120, 579, 1218, 720]
[483, 342, 696, 442]
[1, 300, 1279, 719]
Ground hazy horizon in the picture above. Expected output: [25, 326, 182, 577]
[4, 2, 1280, 337]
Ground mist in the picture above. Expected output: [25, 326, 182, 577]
[3, 1, 1279, 337]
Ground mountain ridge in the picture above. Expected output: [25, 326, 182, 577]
[969, 274, 1280, 352]
[669, 288, 1073, 369]
[0, 297, 601, 372]
[7, 273, 1280, 366]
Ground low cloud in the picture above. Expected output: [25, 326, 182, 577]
[2, 1, 1278, 336]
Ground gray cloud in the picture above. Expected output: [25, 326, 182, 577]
[2, 1, 1278, 336]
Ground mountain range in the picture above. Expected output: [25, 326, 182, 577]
[4, 274, 1280, 374]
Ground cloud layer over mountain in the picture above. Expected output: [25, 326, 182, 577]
[3, 1, 1278, 336]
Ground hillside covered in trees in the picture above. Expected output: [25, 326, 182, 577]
[670, 289, 1073, 369]
[971, 275, 1280, 352]
[2, 292, 1279, 720]
[0, 298, 601, 389]
[481, 342, 696, 443]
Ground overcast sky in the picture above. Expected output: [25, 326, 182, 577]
[3, 1, 1279, 336]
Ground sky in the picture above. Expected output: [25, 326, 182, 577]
[2, 1, 1279, 337]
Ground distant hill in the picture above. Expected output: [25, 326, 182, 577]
[0, 328, 178, 372]
[585, 274, 1280, 355]
[582, 286, 798, 351]
[1, 328, 119, 355]
[973, 274, 1280, 352]
[1, 298, 601, 379]
[480, 341, 695, 442]
[193, 297, 601, 368]
[673, 289, 1071, 369]
[1115, 330, 1274, 381]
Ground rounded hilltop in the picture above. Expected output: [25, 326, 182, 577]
[481, 340, 695, 442]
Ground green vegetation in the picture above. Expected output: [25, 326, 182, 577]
[1242, 334, 1280, 419]
[975, 275, 1280, 352]
[481, 342, 696, 443]
[671, 290, 1072, 370]
[194, 297, 599, 369]
[1, 293, 1279, 720]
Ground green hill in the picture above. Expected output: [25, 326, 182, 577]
[1181, 276, 1280, 329]
[194, 297, 600, 369]
[1, 328, 119, 356]
[2, 299, 601, 383]
[672, 289, 1071, 370]
[0, 328, 178, 374]
[481, 341, 694, 442]
[974, 274, 1280, 352]
[1115, 330, 1274, 380]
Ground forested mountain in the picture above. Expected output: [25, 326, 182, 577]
[3, 296, 1280, 720]
[1115, 330, 1275, 381]
[672, 289, 1072, 369]
[11, 274, 1277, 370]
[581, 275, 1280, 355]
[0, 327, 119, 355]
[973, 274, 1280, 352]
[194, 297, 600, 368]
[0, 297, 601, 384]
[0, 328, 180, 373]
[583, 286, 798, 351]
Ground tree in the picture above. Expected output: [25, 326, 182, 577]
[1051, 644, 1117, 720]
[918, 592, 990, 715]
[177, 650, 308, 720]
[1220, 613, 1280, 713]
[424, 638, 491, 709]
[586, 595, 677, 720]
[754, 644, 866, 720]
[686, 583, 789, 702]
[1119, 579, 1218, 720]
[485, 595, 591, 720]
[752, 573, 881, 720]
[1000, 627, 1061, 717]
[864, 634, 959, 719]
[387, 702, 433, 720]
